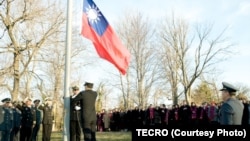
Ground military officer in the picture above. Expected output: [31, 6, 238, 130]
[70, 86, 82, 141]
[10, 101, 22, 141]
[0, 98, 14, 141]
[16, 97, 36, 141]
[31, 99, 42, 141]
[219, 82, 244, 125]
[38, 97, 54, 141]
[72, 82, 97, 141]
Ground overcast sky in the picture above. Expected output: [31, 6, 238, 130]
[73, 0, 250, 89]
[1, 0, 249, 104]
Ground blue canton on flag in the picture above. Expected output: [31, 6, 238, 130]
[83, 0, 109, 36]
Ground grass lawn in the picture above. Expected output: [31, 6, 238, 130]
[38, 131, 132, 141]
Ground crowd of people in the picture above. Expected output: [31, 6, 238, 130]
[94, 82, 247, 132]
[0, 97, 54, 141]
[0, 81, 97, 141]
[96, 99, 243, 132]
[0, 81, 247, 141]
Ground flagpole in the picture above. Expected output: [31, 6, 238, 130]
[64, 0, 72, 140]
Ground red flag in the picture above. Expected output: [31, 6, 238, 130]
[81, 0, 131, 75]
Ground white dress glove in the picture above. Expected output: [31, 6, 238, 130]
[75, 106, 81, 110]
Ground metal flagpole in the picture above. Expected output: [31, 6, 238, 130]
[64, 0, 72, 140]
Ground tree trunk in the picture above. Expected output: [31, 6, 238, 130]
[12, 52, 20, 101]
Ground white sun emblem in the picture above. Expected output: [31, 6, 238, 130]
[85, 5, 101, 24]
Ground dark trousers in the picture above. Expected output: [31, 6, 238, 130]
[20, 126, 33, 141]
[70, 120, 81, 141]
[82, 120, 96, 141]
[10, 127, 20, 141]
[31, 124, 40, 141]
[83, 128, 96, 141]
[42, 124, 52, 141]
[1, 131, 11, 141]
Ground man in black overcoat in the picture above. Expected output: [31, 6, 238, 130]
[72, 82, 97, 141]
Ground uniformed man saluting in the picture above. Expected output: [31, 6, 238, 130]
[31, 99, 42, 141]
[0, 98, 14, 141]
[16, 97, 36, 141]
[10, 101, 22, 141]
[38, 97, 54, 141]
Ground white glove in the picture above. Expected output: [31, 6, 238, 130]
[75, 106, 81, 110]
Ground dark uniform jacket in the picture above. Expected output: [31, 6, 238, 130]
[12, 108, 22, 128]
[39, 104, 53, 124]
[17, 105, 36, 128]
[34, 106, 43, 125]
[219, 98, 244, 125]
[0, 106, 13, 131]
[70, 95, 81, 121]
[72, 90, 97, 125]
[0, 106, 3, 125]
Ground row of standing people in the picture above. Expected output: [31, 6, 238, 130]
[0, 97, 54, 141]
[96, 99, 243, 131]
[95, 82, 245, 131]
[95, 101, 220, 132]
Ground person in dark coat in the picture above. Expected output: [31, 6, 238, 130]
[153, 106, 162, 127]
[0, 98, 14, 141]
[190, 102, 198, 126]
[197, 102, 209, 125]
[72, 82, 97, 141]
[31, 99, 42, 141]
[70, 86, 82, 141]
[96, 111, 102, 132]
[168, 104, 180, 126]
[179, 100, 191, 126]
[38, 97, 54, 141]
[219, 82, 244, 125]
[160, 104, 168, 127]
[10, 101, 22, 141]
[112, 108, 121, 131]
[208, 102, 219, 125]
[145, 104, 155, 126]
[16, 97, 36, 141]
[239, 98, 249, 125]
[130, 107, 140, 129]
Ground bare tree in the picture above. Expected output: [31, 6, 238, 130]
[0, 0, 65, 100]
[158, 16, 189, 104]
[116, 11, 159, 109]
[158, 14, 233, 104]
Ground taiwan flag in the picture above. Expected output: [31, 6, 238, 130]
[81, 0, 131, 75]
